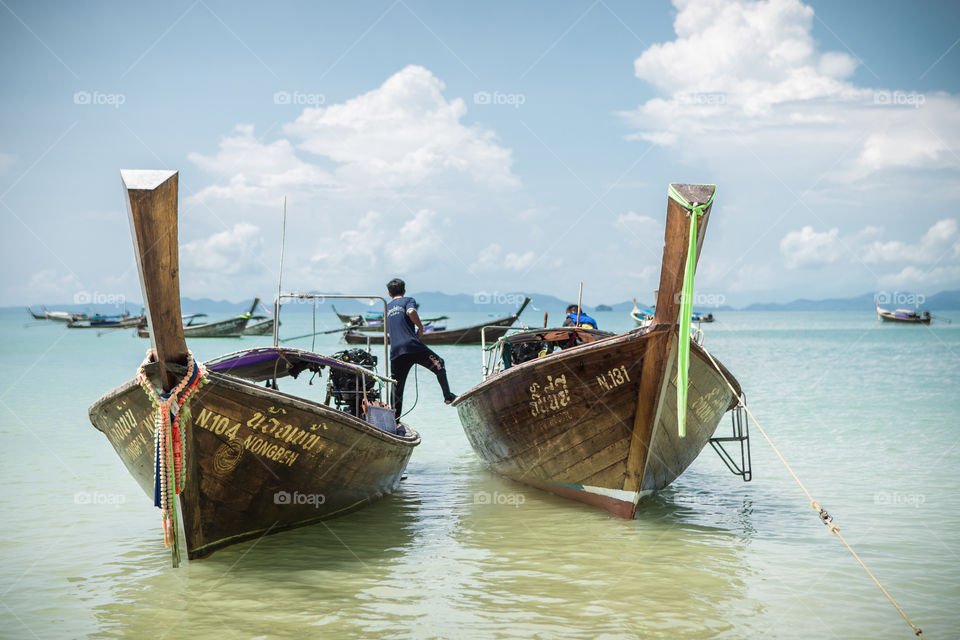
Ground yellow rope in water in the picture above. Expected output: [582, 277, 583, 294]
[700, 348, 925, 639]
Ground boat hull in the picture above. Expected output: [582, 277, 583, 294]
[877, 312, 930, 324]
[242, 319, 277, 335]
[89, 366, 419, 558]
[138, 315, 250, 338]
[345, 319, 514, 346]
[454, 325, 739, 518]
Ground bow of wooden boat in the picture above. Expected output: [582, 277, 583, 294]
[452, 184, 748, 518]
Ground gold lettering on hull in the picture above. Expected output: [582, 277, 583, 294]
[123, 432, 148, 459]
[691, 388, 726, 423]
[194, 406, 322, 468]
[529, 374, 571, 417]
[596, 365, 631, 392]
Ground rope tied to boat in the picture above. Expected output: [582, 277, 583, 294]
[667, 184, 716, 438]
[698, 347, 925, 639]
[136, 349, 207, 551]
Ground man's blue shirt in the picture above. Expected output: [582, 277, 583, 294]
[386, 296, 429, 360]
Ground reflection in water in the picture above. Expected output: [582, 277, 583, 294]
[83, 454, 767, 639]
[4, 311, 959, 638]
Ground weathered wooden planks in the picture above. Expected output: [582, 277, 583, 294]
[455, 326, 739, 517]
[91, 169, 422, 560]
[89, 364, 419, 558]
[454, 184, 740, 518]
[122, 170, 187, 390]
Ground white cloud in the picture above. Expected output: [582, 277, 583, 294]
[190, 66, 518, 207]
[384, 209, 445, 272]
[472, 243, 537, 272]
[615, 211, 663, 249]
[181, 222, 264, 275]
[624, 0, 960, 180]
[780, 225, 841, 268]
[188, 125, 335, 206]
[780, 220, 960, 292]
[285, 65, 518, 190]
[863, 219, 960, 264]
[878, 265, 960, 292]
[308, 209, 448, 290]
[25, 269, 84, 302]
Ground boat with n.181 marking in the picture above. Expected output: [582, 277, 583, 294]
[88, 170, 420, 565]
[453, 184, 751, 518]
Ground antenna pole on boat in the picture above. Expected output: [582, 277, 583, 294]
[273, 196, 287, 348]
[576, 282, 583, 326]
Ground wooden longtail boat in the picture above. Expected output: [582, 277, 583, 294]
[453, 185, 750, 518]
[334, 304, 448, 330]
[343, 298, 531, 346]
[88, 170, 420, 564]
[45, 309, 88, 323]
[137, 299, 260, 338]
[630, 298, 654, 327]
[26, 307, 47, 320]
[633, 299, 714, 326]
[876, 302, 931, 324]
[68, 314, 145, 329]
[242, 317, 279, 335]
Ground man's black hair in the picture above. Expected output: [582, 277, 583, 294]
[565, 304, 579, 314]
[387, 279, 406, 297]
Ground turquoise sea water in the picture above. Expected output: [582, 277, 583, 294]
[1, 308, 958, 639]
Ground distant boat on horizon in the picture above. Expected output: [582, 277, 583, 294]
[137, 299, 262, 338]
[631, 298, 714, 327]
[876, 301, 931, 324]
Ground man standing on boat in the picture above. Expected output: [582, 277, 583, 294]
[386, 278, 457, 417]
[562, 304, 598, 329]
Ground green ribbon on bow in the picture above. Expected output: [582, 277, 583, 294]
[667, 184, 715, 438]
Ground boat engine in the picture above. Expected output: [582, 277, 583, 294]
[328, 349, 381, 416]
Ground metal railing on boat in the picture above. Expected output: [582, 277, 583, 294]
[480, 324, 534, 379]
[274, 293, 392, 405]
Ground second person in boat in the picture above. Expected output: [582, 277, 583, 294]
[385, 278, 457, 417]
[562, 304, 598, 329]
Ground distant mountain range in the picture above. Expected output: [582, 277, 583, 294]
[741, 289, 960, 312]
[12, 289, 960, 316]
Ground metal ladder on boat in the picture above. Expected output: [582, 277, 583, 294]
[709, 395, 752, 481]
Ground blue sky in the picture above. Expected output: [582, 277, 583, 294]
[2, 0, 958, 308]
